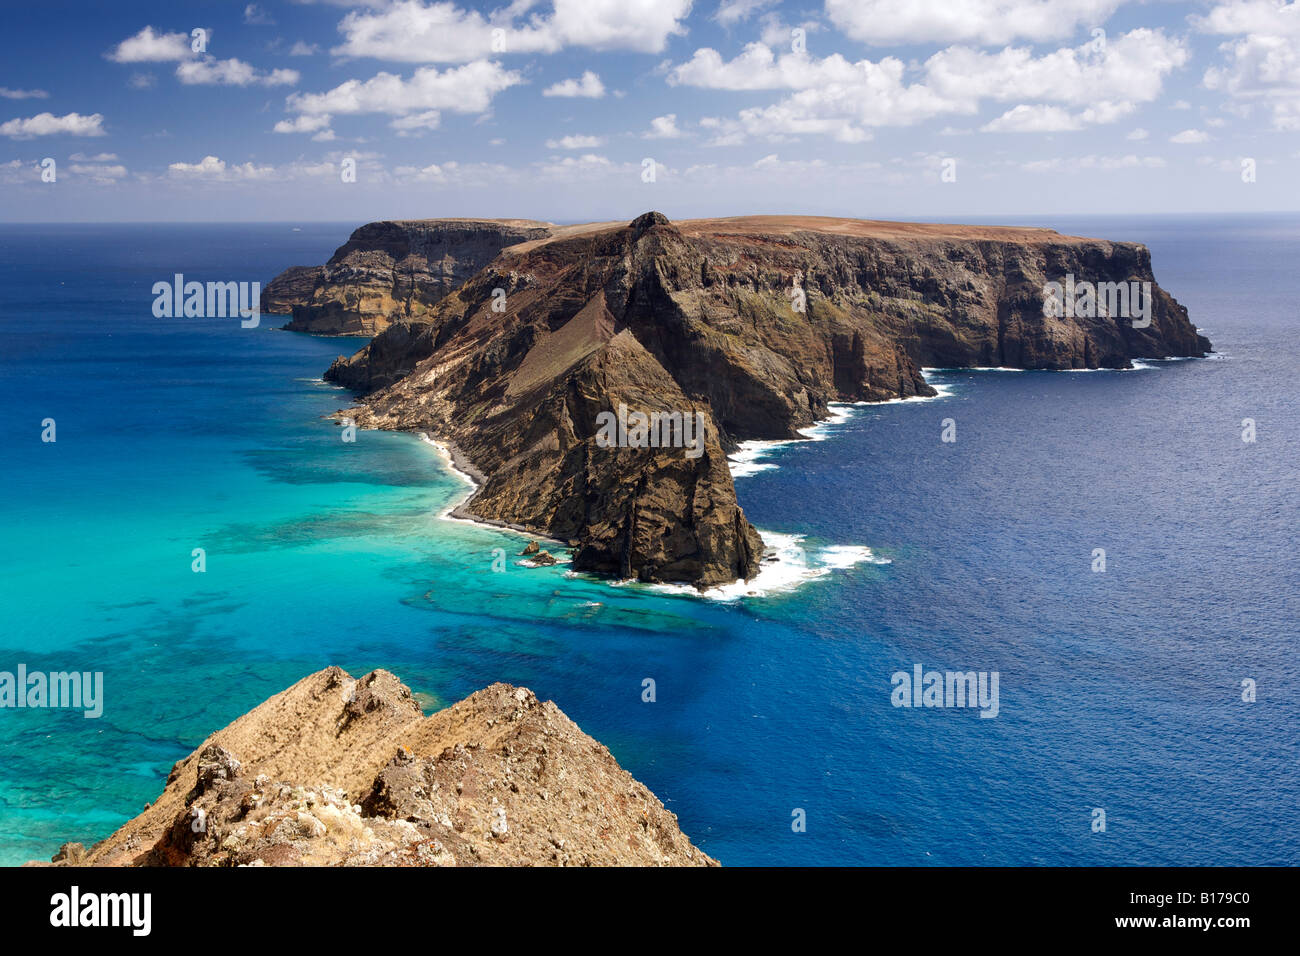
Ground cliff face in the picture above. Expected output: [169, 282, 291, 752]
[321, 212, 1209, 588]
[34, 667, 715, 867]
[263, 219, 554, 335]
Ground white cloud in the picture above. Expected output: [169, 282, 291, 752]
[288, 61, 522, 116]
[924, 30, 1188, 108]
[542, 71, 606, 97]
[167, 155, 276, 180]
[69, 152, 119, 161]
[1126, 126, 1149, 139]
[669, 30, 1185, 143]
[333, 0, 691, 63]
[644, 113, 684, 138]
[393, 159, 516, 186]
[715, 0, 779, 26]
[289, 41, 320, 56]
[68, 163, 128, 183]
[0, 112, 106, 139]
[981, 104, 1082, 132]
[537, 152, 618, 178]
[1196, 1, 1300, 128]
[548, 0, 691, 52]
[129, 73, 157, 89]
[0, 88, 49, 100]
[274, 114, 333, 134]
[1170, 128, 1210, 143]
[1193, 0, 1300, 38]
[177, 58, 299, 87]
[825, 0, 1124, 46]
[545, 133, 606, 148]
[108, 26, 193, 63]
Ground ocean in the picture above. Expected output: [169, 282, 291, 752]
[0, 216, 1295, 866]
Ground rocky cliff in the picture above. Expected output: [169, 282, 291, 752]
[317, 212, 1209, 589]
[33, 667, 715, 867]
[263, 219, 555, 335]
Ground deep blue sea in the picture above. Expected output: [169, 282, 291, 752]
[0, 217, 1295, 867]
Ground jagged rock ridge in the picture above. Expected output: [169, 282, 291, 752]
[33, 667, 715, 867]
[314, 213, 1209, 588]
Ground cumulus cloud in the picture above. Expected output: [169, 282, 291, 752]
[177, 58, 299, 86]
[825, 0, 1124, 46]
[925, 30, 1188, 106]
[981, 104, 1082, 132]
[714, 0, 779, 26]
[167, 155, 276, 180]
[0, 112, 106, 139]
[545, 133, 605, 148]
[1170, 128, 1210, 143]
[288, 60, 522, 116]
[108, 26, 194, 63]
[273, 114, 333, 134]
[68, 163, 128, 183]
[536, 152, 618, 178]
[542, 71, 606, 97]
[669, 29, 1185, 142]
[333, 0, 691, 63]
[1197, 1, 1300, 128]
[644, 113, 684, 138]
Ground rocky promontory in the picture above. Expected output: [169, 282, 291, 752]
[270, 212, 1209, 589]
[263, 218, 554, 335]
[32, 667, 715, 867]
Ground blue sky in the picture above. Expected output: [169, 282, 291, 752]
[3, 0, 1299, 221]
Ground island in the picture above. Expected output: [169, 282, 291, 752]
[263, 212, 1211, 589]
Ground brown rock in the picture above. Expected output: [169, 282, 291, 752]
[38, 668, 715, 868]
[316, 213, 1208, 588]
[264, 219, 554, 335]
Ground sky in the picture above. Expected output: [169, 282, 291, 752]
[2, 0, 1299, 222]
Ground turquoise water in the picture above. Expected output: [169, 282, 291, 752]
[0, 220, 1295, 866]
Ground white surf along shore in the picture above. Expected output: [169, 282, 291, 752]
[415, 373, 956, 601]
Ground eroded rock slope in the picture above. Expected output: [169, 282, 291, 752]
[34, 667, 714, 867]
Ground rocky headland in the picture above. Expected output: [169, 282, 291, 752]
[32, 667, 715, 867]
[267, 212, 1211, 589]
[262, 218, 555, 335]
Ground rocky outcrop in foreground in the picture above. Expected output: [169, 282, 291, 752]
[263, 219, 554, 335]
[34, 667, 714, 867]
[316, 212, 1209, 588]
